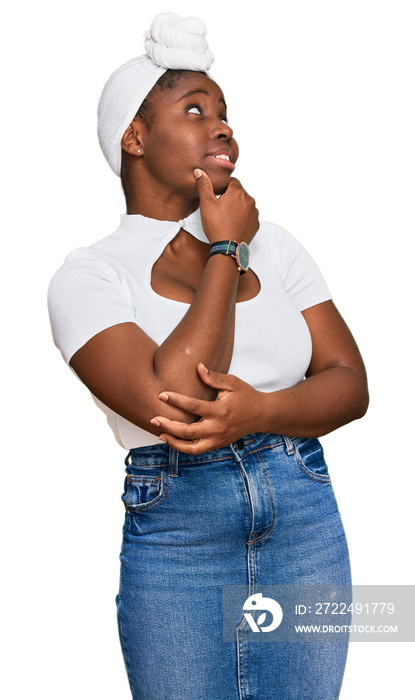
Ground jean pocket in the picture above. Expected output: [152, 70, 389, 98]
[121, 466, 168, 512]
[293, 437, 331, 483]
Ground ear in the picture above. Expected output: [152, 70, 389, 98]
[121, 120, 145, 157]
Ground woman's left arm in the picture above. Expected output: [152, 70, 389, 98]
[151, 300, 369, 454]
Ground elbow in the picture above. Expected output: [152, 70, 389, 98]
[355, 392, 369, 421]
[358, 387, 370, 419]
[353, 373, 370, 421]
[335, 365, 369, 425]
[152, 350, 216, 403]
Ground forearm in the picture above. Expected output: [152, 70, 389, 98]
[150, 301, 369, 453]
[259, 366, 369, 438]
[153, 253, 239, 399]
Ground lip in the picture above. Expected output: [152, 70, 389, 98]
[205, 147, 235, 171]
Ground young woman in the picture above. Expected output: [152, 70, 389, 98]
[48, 12, 369, 700]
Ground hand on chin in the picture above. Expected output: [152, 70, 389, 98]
[205, 169, 233, 196]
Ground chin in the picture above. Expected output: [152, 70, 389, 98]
[210, 171, 233, 196]
[212, 182, 229, 196]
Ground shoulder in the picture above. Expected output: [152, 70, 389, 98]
[47, 241, 136, 365]
[254, 220, 331, 310]
[255, 220, 305, 251]
[253, 220, 311, 274]
[49, 238, 124, 292]
[47, 240, 132, 328]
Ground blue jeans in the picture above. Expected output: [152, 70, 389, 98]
[116, 433, 351, 699]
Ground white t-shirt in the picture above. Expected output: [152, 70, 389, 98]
[48, 208, 331, 448]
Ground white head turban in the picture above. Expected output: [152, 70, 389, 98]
[97, 12, 214, 177]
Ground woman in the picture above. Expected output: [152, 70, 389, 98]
[48, 12, 368, 700]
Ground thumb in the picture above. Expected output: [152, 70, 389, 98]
[197, 363, 234, 390]
[194, 169, 215, 201]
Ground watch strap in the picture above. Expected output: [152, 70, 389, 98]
[209, 240, 248, 274]
[209, 241, 239, 257]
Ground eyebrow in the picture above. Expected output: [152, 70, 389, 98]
[177, 89, 227, 108]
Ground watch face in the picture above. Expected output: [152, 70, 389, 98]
[237, 242, 250, 270]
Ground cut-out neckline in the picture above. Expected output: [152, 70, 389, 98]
[149, 230, 262, 305]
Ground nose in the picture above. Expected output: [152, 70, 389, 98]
[210, 118, 233, 141]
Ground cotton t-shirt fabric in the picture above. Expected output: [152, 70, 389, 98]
[47, 208, 331, 448]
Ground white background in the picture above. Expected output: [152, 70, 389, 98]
[2, 0, 414, 697]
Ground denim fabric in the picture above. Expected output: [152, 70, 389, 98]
[116, 433, 351, 699]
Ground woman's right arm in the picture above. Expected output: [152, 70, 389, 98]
[69, 171, 259, 435]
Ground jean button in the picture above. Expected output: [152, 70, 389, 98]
[236, 439, 245, 450]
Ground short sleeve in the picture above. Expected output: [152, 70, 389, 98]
[267, 224, 332, 311]
[47, 249, 136, 364]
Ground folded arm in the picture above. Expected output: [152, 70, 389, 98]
[151, 300, 369, 453]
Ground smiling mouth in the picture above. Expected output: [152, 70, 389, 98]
[205, 153, 235, 171]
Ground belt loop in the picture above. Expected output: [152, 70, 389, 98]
[169, 447, 179, 477]
[229, 442, 242, 464]
[283, 435, 295, 455]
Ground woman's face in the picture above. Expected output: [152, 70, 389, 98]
[136, 73, 239, 197]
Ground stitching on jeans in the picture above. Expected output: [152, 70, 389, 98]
[181, 454, 233, 466]
[127, 475, 161, 482]
[239, 623, 247, 700]
[235, 460, 256, 548]
[128, 462, 169, 468]
[239, 542, 257, 696]
[248, 541, 256, 591]
[258, 453, 277, 516]
[246, 453, 277, 544]
[294, 445, 331, 484]
[132, 454, 230, 469]
[238, 523, 257, 698]
[243, 440, 284, 458]
[124, 471, 170, 513]
[238, 588, 251, 699]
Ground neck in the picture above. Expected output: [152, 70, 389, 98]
[125, 191, 200, 221]
[123, 164, 200, 221]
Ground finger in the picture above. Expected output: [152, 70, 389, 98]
[157, 433, 212, 456]
[220, 177, 251, 197]
[158, 390, 214, 416]
[197, 363, 235, 390]
[193, 168, 216, 202]
[223, 176, 243, 190]
[150, 416, 209, 440]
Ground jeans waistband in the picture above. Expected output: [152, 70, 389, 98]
[125, 433, 296, 476]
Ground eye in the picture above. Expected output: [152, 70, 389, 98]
[220, 114, 229, 124]
[186, 104, 203, 115]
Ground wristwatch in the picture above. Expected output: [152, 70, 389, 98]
[209, 240, 250, 274]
